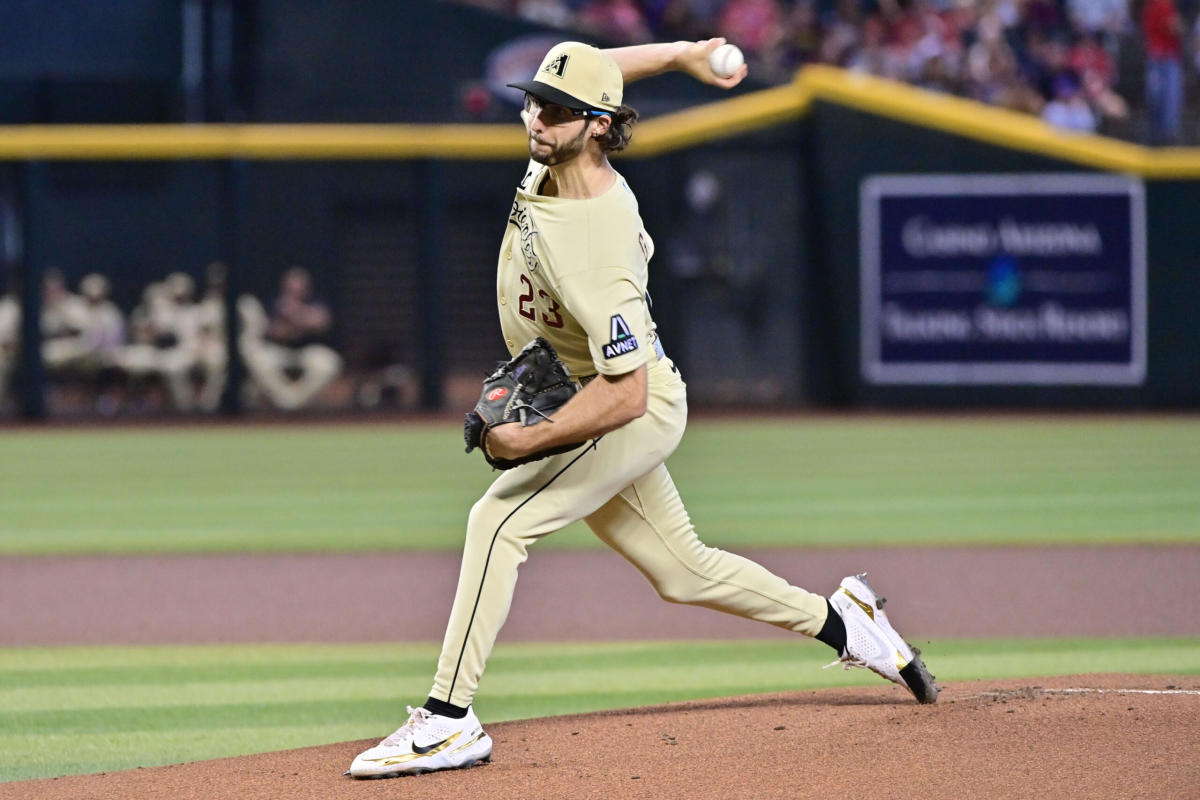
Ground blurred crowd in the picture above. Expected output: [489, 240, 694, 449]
[0, 265, 342, 415]
[453, 0, 1200, 143]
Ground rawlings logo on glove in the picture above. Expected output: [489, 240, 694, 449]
[464, 337, 585, 470]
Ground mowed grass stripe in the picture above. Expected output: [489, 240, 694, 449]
[2, 638, 1199, 782]
[0, 724, 378, 783]
[0, 418, 1197, 553]
[0, 640, 814, 691]
[3, 639, 1198, 714]
[0, 646, 826, 713]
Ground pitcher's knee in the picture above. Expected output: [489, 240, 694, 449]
[465, 495, 532, 549]
[648, 546, 726, 605]
[465, 497, 501, 545]
[651, 577, 709, 606]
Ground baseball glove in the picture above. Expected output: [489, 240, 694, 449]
[464, 337, 585, 470]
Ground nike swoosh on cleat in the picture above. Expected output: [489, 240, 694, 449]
[367, 732, 461, 765]
[412, 735, 454, 755]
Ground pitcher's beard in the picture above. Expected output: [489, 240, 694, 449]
[529, 125, 590, 166]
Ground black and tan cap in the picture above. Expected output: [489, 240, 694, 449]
[507, 41, 622, 113]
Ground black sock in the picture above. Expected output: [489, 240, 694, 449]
[424, 696, 469, 719]
[814, 599, 847, 655]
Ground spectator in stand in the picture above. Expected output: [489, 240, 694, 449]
[846, 12, 902, 79]
[820, 0, 864, 66]
[1068, 29, 1117, 88]
[1141, 0, 1185, 145]
[40, 268, 91, 377]
[717, 0, 785, 72]
[641, 0, 682, 36]
[1020, 0, 1067, 37]
[515, 0, 575, 29]
[656, 0, 727, 41]
[115, 279, 169, 405]
[114, 272, 202, 411]
[192, 261, 229, 412]
[1066, 0, 1130, 54]
[1193, 13, 1200, 76]
[35, 271, 125, 412]
[447, 0, 1187, 144]
[239, 266, 341, 411]
[576, 0, 654, 42]
[778, 0, 823, 70]
[985, 0, 1021, 31]
[965, 8, 1047, 114]
[78, 274, 125, 359]
[1069, 30, 1128, 127]
[77, 273, 126, 414]
[890, 2, 946, 84]
[1041, 69, 1096, 132]
[966, 10, 1012, 98]
[1020, 29, 1072, 103]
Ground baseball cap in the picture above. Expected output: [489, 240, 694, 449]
[507, 42, 622, 113]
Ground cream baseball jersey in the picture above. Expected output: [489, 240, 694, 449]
[497, 159, 658, 377]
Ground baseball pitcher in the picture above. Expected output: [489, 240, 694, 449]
[349, 38, 937, 779]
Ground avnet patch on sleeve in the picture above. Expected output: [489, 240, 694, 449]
[602, 314, 639, 358]
[557, 268, 653, 375]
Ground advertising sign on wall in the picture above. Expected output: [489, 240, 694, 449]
[860, 174, 1146, 385]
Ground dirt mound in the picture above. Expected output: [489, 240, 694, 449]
[8, 674, 1196, 800]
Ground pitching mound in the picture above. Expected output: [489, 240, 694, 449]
[7, 674, 1196, 800]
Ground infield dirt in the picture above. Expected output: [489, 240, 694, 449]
[5, 674, 1197, 800]
[3, 546, 1198, 798]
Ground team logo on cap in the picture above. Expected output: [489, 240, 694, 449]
[544, 53, 569, 78]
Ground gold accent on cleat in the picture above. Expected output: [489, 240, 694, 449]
[370, 732, 461, 765]
[448, 732, 488, 756]
[841, 587, 876, 620]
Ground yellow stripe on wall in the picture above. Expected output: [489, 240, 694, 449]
[0, 66, 1196, 177]
[795, 65, 1200, 178]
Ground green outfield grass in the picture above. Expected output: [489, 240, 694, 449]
[0, 416, 1197, 553]
[1, 637, 1198, 782]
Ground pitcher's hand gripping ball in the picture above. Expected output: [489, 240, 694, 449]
[709, 43, 744, 79]
[464, 337, 584, 470]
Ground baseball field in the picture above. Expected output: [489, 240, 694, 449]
[1, 414, 1198, 798]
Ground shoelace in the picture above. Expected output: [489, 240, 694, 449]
[823, 653, 867, 671]
[381, 706, 431, 747]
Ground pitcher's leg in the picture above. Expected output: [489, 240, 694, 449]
[429, 489, 545, 708]
[430, 383, 689, 709]
[586, 464, 828, 636]
[429, 443, 620, 708]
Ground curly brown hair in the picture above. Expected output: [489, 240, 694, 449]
[595, 105, 639, 153]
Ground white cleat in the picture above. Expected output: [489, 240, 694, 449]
[347, 705, 493, 778]
[826, 573, 939, 704]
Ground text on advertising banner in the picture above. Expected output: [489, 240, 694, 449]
[859, 173, 1146, 385]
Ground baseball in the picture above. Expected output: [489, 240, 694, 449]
[708, 43, 744, 79]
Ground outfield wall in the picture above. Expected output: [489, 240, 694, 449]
[802, 98, 1200, 409]
[3, 68, 1199, 415]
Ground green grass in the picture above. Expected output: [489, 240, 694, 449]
[1, 417, 1197, 782]
[0, 416, 1197, 553]
[1, 637, 1197, 782]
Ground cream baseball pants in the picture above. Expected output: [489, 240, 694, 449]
[430, 358, 829, 708]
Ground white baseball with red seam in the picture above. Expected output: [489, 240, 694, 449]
[708, 43, 744, 79]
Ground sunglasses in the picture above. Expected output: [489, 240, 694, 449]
[523, 93, 610, 125]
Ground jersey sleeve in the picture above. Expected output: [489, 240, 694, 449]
[556, 267, 655, 376]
